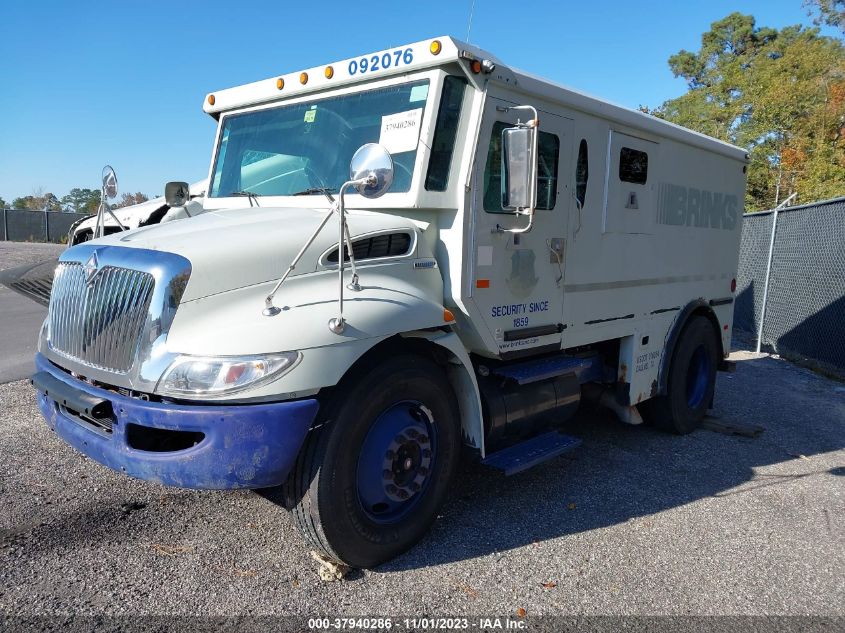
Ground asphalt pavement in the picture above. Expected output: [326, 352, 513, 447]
[0, 241, 843, 623]
[0, 242, 62, 384]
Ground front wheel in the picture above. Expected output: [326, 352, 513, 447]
[285, 354, 460, 568]
[641, 315, 719, 434]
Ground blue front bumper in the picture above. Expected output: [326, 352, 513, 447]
[33, 354, 319, 489]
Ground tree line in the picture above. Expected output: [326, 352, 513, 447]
[0, 189, 150, 214]
[3, 2, 843, 215]
[643, 1, 845, 211]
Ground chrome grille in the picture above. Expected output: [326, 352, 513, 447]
[48, 262, 155, 374]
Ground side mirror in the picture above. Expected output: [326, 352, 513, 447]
[102, 165, 118, 199]
[501, 126, 535, 211]
[165, 181, 191, 207]
[349, 143, 394, 199]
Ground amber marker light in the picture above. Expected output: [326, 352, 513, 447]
[276, 78, 285, 90]
[300, 72, 308, 85]
[470, 59, 482, 74]
[476, 279, 490, 289]
[207, 94, 216, 106]
[430, 40, 442, 55]
[324, 66, 334, 79]
[443, 309, 455, 322]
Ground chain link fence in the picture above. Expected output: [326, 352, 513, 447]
[736, 196, 845, 372]
[0, 208, 89, 244]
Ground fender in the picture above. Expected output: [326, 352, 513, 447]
[402, 330, 485, 457]
[656, 299, 723, 396]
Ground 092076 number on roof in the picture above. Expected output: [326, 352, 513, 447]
[348, 48, 414, 76]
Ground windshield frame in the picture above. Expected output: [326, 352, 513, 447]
[204, 69, 450, 210]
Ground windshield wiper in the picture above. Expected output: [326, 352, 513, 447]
[291, 187, 336, 204]
[230, 189, 261, 207]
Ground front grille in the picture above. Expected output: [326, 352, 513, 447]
[48, 262, 155, 373]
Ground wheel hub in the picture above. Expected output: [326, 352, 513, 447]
[381, 421, 432, 502]
[356, 401, 437, 522]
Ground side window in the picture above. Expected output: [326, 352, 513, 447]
[484, 121, 560, 213]
[425, 76, 467, 191]
[575, 139, 588, 207]
[619, 147, 648, 184]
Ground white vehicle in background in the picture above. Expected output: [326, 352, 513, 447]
[34, 37, 746, 569]
[67, 178, 207, 246]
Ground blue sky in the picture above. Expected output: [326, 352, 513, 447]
[0, 0, 835, 203]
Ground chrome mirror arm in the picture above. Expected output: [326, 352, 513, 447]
[94, 199, 128, 240]
[263, 204, 338, 317]
[328, 174, 376, 334]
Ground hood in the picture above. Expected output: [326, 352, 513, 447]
[89, 206, 419, 301]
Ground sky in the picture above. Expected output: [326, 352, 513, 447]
[0, 0, 836, 204]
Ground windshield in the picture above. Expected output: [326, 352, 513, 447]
[209, 80, 430, 198]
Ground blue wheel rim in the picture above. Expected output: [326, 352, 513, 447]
[356, 400, 437, 524]
[685, 345, 711, 408]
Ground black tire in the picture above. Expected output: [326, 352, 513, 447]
[641, 315, 719, 434]
[285, 354, 461, 568]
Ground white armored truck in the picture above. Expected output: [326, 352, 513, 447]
[33, 37, 746, 568]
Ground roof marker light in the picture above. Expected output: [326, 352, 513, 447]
[299, 72, 308, 85]
[207, 94, 216, 106]
[276, 78, 285, 90]
[430, 40, 442, 55]
[470, 59, 482, 74]
[324, 66, 334, 79]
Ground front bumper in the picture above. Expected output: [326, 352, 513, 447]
[33, 353, 319, 489]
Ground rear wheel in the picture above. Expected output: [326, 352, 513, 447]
[642, 315, 719, 434]
[286, 355, 460, 568]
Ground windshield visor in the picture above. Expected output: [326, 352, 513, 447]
[209, 80, 430, 198]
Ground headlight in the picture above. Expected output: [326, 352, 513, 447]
[156, 352, 300, 398]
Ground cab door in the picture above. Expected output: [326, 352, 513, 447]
[468, 95, 573, 358]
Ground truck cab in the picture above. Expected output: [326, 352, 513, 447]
[33, 37, 746, 568]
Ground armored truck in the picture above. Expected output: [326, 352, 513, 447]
[33, 37, 746, 568]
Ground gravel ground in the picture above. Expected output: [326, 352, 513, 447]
[0, 240, 842, 622]
[1, 350, 843, 618]
[0, 241, 63, 270]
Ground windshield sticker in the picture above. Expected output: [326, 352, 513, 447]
[379, 108, 423, 154]
[303, 109, 316, 123]
[409, 84, 429, 103]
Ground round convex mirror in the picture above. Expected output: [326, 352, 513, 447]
[102, 165, 118, 199]
[349, 143, 394, 199]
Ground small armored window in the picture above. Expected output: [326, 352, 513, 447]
[619, 147, 648, 184]
[575, 139, 588, 207]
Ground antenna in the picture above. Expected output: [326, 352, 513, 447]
[466, 0, 476, 43]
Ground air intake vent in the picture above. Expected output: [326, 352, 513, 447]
[326, 232, 412, 263]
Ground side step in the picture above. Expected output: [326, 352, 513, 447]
[489, 354, 603, 385]
[481, 431, 581, 476]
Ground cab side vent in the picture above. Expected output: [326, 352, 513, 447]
[326, 232, 412, 263]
